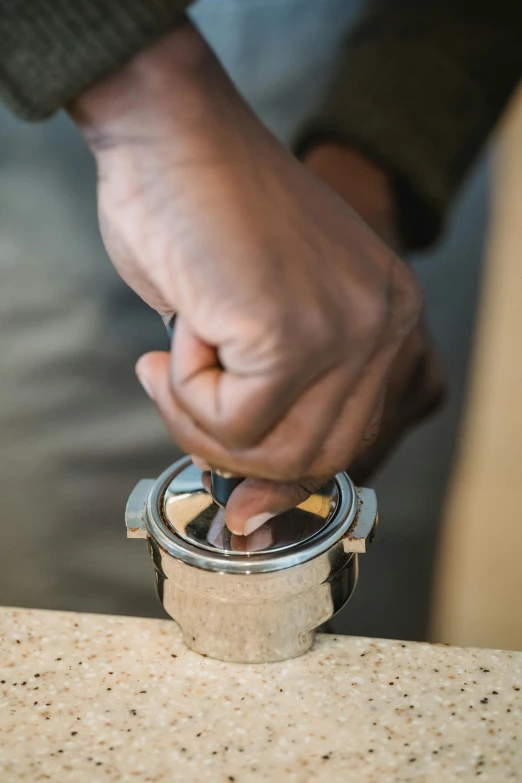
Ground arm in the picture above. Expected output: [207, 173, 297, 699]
[66, 22, 423, 534]
[0, 0, 190, 120]
[297, 0, 522, 249]
[0, 5, 470, 534]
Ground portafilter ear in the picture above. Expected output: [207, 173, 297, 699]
[125, 456, 377, 663]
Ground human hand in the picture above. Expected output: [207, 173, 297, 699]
[70, 23, 424, 535]
[197, 145, 444, 528]
[304, 143, 445, 484]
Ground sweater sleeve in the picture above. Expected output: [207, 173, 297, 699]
[0, 0, 191, 120]
[296, 0, 522, 248]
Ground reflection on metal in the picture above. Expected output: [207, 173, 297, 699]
[125, 457, 378, 663]
[342, 488, 378, 553]
[125, 479, 154, 539]
[162, 462, 339, 555]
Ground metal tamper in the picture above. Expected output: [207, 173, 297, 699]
[127, 319, 378, 663]
[126, 457, 377, 663]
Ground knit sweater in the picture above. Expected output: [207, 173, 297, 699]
[2, 0, 522, 247]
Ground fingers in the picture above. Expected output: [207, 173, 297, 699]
[191, 455, 211, 471]
[170, 316, 222, 429]
[171, 314, 347, 450]
[201, 472, 299, 542]
[224, 476, 325, 535]
[136, 351, 265, 475]
[231, 363, 363, 480]
[357, 386, 386, 456]
[305, 342, 395, 477]
[135, 336, 398, 531]
[137, 349, 367, 481]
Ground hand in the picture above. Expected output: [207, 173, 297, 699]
[70, 23, 423, 535]
[304, 143, 445, 485]
[196, 146, 445, 528]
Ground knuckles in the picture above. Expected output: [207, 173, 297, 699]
[165, 256, 425, 482]
[388, 261, 424, 337]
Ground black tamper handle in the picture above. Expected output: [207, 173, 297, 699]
[166, 315, 245, 507]
[210, 471, 245, 508]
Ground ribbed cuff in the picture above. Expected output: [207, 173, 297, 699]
[0, 0, 190, 120]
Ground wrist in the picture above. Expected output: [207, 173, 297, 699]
[304, 143, 400, 249]
[68, 21, 218, 155]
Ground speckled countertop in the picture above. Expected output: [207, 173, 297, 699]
[1, 608, 521, 782]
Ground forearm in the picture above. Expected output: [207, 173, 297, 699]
[304, 143, 400, 250]
[69, 22, 212, 147]
[0, 0, 192, 120]
[299, 0, 522, 249]
[68, 18, 262, 226]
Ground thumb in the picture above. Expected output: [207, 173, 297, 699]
[225, 476, 326, 535]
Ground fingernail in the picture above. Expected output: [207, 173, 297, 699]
[243, 512, 275, 536]
[136, 367, 155, 400]
[206, 509, 226, 547]
[247, 527, 273, 552]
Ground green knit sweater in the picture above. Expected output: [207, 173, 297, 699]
[2, 0, 522, 247]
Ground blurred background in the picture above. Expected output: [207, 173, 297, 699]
[0, 0, 520, 650]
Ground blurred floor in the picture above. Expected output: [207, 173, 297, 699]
[0, 0, 489, 641]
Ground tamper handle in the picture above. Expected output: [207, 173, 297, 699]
[166, 316, 245, 507]
[210, 470, 245, 508]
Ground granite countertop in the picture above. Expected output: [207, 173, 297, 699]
[1, 607, 521, 782]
